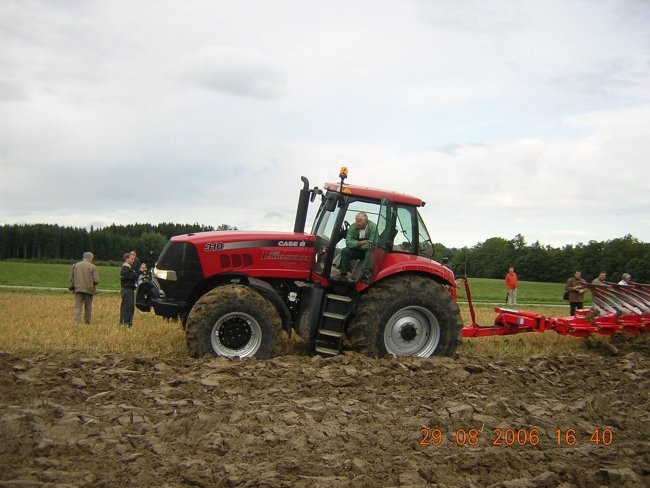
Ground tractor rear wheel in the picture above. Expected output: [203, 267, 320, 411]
[347, 275, 462, 357]
[185, 285, 282, 359]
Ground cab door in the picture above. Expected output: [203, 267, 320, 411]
[359, 197, 396, 284]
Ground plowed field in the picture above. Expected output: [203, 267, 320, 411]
[0, 334, 648, 487]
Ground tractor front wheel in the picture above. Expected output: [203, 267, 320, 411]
[347, 275, 462, 357]
[185, 285, 282, 359]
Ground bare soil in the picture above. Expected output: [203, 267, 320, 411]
[0, 334, 648, 488]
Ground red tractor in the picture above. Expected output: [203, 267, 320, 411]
[136, 168, 463, 359]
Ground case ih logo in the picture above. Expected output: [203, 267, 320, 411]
[278, 240, 306, 247]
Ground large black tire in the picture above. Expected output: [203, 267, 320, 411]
[185, 285, 282, 359]
[297, 304, 316, 353]
[347, 275, 462, 357]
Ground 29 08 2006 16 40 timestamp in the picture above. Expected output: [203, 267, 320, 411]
[419, 427, 614, 447]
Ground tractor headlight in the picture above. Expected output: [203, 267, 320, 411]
[153, 267, 177, 281]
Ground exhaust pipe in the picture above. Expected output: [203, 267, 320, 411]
[293, 176, 310, 233]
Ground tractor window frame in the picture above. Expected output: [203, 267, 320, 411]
[416, 210, 434, 258]
[390, 206, 417, 254]
[333, 200, 382, 252]
[313, 202, 342, 241]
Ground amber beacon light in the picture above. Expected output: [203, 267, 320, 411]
[338, 167, 348, 192]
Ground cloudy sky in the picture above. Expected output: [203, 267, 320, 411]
[1, 0, 649, 248]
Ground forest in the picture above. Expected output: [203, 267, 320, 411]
[438, 233, 649, 284]
[0, 223, 647, 284]
[0, 223, 222, 265]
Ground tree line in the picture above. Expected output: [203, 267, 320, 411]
[435, 233, 649, 284]
[0, 223, 232, 264]
[0, 224, 647, 283]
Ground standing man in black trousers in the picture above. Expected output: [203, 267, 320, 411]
[120, 252, 138, 326]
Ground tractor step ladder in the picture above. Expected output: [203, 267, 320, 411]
[315, 293, 355, 356]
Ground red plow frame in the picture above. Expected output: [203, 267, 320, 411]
[459, 278, 650, 339]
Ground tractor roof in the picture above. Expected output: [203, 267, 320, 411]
[324, 182, 425, 207]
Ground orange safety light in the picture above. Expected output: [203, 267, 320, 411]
[338, 166, 348, 193]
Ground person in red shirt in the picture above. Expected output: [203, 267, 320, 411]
[505, 266, 518, 304]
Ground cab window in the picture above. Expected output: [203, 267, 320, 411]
[313, 204, 341, 241]
[391, 206, 416, 253]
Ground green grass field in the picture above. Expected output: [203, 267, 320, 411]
[0, 261, 122, 290]
[455, 277, 580, 304]
[0, 260, 575, 303]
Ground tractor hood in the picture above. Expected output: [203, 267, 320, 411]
[165, 230, 316, 281]
[172, 230, 315, 251]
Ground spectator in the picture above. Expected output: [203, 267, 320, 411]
[69, 252, 100, 325]
[130, 250, 142, 276]
[505, 266, 518, 305]
[120, 252, 138, 326]
[618, 273, 632, 285]
[592, 271, 607, 285]
[565, 270, 587, 316]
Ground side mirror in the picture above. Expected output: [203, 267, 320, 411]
[324, 194, 337, 212]
[310, 187, 323, 202]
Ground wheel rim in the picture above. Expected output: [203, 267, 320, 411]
[383, 306, 440, 356]
[211, 312, 262, 358]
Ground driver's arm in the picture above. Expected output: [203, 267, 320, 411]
[345, 225, 362, 248]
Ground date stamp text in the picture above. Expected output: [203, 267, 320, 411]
[419, 428, 614, 447]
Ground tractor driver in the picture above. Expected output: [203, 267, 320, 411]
[338, 212, 378, 281]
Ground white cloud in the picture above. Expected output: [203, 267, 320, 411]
[390, 82, 501, 108]
[176, 46, 286, 100]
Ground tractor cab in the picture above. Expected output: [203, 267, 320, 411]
[307, 169, 436, 286]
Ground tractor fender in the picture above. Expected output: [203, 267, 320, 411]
[373, 259, 457, 289]
[244, 277, 293, 333]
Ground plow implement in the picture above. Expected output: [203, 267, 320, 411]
[459, 278, 650, 339]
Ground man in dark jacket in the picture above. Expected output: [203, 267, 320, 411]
[120, 252, 138, 326]
[70, 252, 100, 325]
[130, 250, 142, 276]
[565, 270, 587, 316]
